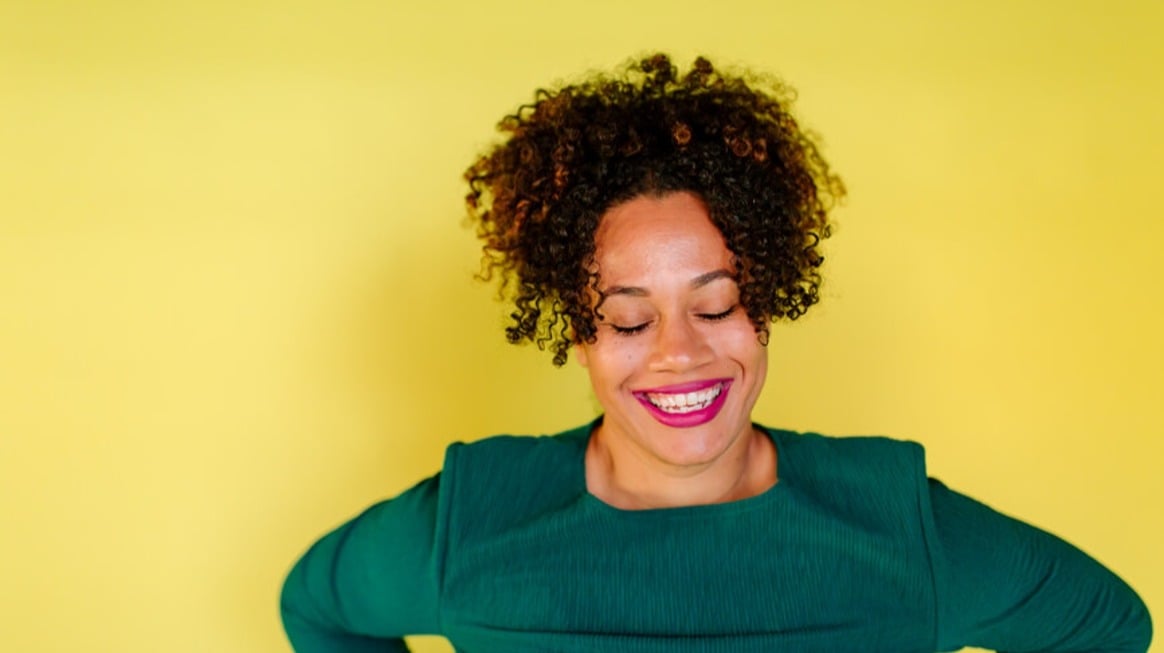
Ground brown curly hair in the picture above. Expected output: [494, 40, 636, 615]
[464, 53, 845, 366]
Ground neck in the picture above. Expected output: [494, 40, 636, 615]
[585, 423, 777, 510]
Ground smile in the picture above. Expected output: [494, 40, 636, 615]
[632, 379, 733, 427]
[644, 384, 724, 414]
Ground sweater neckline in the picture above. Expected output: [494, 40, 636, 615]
[569, 416, 791, 519]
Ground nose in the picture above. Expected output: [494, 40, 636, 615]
[647, 315, 714, 373]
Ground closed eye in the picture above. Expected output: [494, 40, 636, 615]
[698, 305, 738, 322]
[611, 322, 650, 336]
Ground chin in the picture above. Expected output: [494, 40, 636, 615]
[646, 422, 743, 467]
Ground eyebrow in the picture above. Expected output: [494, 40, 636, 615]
[601, 269, 734, 297]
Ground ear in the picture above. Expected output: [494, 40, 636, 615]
[573, 342, 589, 368]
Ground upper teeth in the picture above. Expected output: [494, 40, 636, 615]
[646, 384, 723, 414]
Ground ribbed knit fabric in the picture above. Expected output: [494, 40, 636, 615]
[281, 420, 1152, 653]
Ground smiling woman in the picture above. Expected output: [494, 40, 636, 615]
[278, 54, 1152, 653]
[576, 192, 776, 510]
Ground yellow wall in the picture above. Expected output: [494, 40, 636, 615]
[2, 1, 1160, 651]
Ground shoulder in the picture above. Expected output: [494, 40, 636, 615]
[766, 425, 927, 485]
[436, 421, 593, 536]
[764, 425, 931, 534]
[442, 420, 590, 481]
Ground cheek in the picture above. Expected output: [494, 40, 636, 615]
[722, 326, 768, 371]
[587, 338, 648, 382]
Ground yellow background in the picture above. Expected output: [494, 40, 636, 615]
[2, 1, 1160, 651]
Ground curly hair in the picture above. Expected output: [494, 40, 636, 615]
[464, 53, 845, 366]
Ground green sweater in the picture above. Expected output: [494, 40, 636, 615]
[281, 421, 1152, 652]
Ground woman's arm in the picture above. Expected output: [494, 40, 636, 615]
[280, 475, 443, 652]
[928, 479, 1151, 653]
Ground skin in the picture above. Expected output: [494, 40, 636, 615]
[576, 191, 777, 510]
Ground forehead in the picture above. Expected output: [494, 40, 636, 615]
[593, 192, 733, 276]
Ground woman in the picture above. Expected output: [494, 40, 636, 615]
[280, 54, 1151, 652]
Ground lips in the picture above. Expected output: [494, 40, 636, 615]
[632, 378, 733, 428]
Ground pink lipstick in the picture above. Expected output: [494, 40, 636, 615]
[632, 378, 732, 428]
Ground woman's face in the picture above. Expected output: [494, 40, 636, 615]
[575, 191, 768, 470]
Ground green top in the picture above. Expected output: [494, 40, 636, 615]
[281, 421, 1152, 652]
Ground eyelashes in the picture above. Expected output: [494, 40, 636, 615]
[700, 306, 738, 322]
[611, 322, 650, 336]
[609, 305, 738, 336]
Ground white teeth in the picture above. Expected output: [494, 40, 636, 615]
[645, 384, 723, 414]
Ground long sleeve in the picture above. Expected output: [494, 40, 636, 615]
[280, 475, 443, 652]
[928, 479, 1152, 653]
